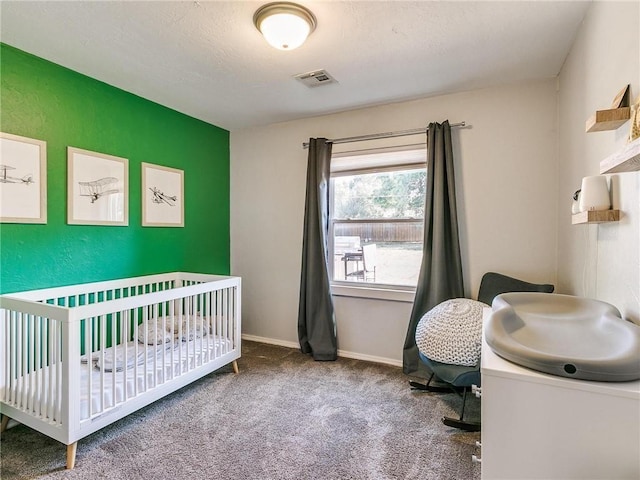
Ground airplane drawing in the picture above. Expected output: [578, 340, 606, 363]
[149, 186, 177, 206]
[0, 164, 35, 185]
[78, 177, 119, 203]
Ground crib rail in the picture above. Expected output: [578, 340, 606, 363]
[0, 273, 241, 445]
[6, 272, 231, 308]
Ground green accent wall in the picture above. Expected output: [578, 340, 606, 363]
[0, 44, 230, 294]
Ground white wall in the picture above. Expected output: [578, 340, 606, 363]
[557, 1, 640, 324]
[231, 80, 559, 365]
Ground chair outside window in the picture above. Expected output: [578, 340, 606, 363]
[345, 243, 377, 282]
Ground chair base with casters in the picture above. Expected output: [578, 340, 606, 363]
[410, 353, 481, 432]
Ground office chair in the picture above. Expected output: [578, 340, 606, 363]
[410, 272, 554, 431]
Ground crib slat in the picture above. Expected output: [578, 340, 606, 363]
[14, 312, 19, 405]
[24, 315, 30, 413]
[232, 287, 236, 350]
[193, 295, 199, 366]
[9, 312, 16, 405]
[5, 312, 11, 404]
[228, 288, 234, 351]
[233, 287, 237, 348]
[19, 313, 26, 410]
[169, 301, 175, 380]
[38, 316, 45, 418]
[177, 299, 183, 377]
[111, 312, 116, 408]
[224, 288, 229, 355]
[228, 288, 232, 355]
[216, 291, 221, 360]
[49, 318, 56, 422]
[185, 297, 191, 371]
[29, 315, 35, 414]
[100, 314, 106, 413]
[197, 294, 203, 367]
[206, 292, 212, 363]
[152, 302, 158, 388]
[44, 318, 50, 420]
[86, 318, 92, 420]
[34, 315, 41, 417]
[47, 317, 52, 421]
[133, 307, 139, 397]
[55, 320, 62, 424]
[142, 306, 148, 391]
[122, 310, 128, 401]
[1, 311, 7, 403]
[159, 302, 165, 381]
[27, 314, 33, 412]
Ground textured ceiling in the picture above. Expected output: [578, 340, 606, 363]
[0, 1, 590, 131]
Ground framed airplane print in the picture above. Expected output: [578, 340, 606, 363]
[141, 162, 184, 227]
[67, 147, 128, 226]
[0, 132, 47, 224]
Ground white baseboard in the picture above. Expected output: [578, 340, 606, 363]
[336, 349, 402, 368]
[242, 334, 299, 350]
[241, 334, 402, 368]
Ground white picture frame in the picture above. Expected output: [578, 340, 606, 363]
[0, 132, 47, 224]
[142, 162, 184, 227]
[68, 147, 128, 226]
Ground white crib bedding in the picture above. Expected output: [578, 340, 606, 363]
[85, 340, 178, 372]
[80, 336, 232, 420]
[15, 336, 232, 422]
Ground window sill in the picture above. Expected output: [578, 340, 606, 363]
[331, 284, 416, 303]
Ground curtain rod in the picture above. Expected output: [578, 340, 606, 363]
[302, 121, 466, 149]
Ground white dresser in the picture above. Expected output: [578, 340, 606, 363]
[479, 312, 640, 479]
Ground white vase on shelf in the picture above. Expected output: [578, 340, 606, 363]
[579, 175, 610, 212]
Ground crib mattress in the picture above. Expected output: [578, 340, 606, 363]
[10, 336, 232, 422]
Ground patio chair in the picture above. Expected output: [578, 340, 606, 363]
[410, 271, 554, 431]
[346, 243, 376, 282]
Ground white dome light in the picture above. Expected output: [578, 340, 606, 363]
[254, 3, 317, 51]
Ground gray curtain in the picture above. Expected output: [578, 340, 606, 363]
[403, 121, 464, 376]
[298, 138, 337, 361]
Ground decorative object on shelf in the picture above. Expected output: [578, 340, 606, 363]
[629, 95, 640, 142]
[253, 2, 316, 51]
[578, 175, 610, 212]
[141, 162, 184, 227]
[585, 84, 631, 132]
[67, 147, 128, 226]
[572, 209, 620, 225]
[611, 84, 630, 109]
[600, 136, 640, 173]
[571, 189, 581, 214]
[0, 132, 47, 224]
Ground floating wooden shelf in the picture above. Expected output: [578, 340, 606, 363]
[572, 209, 620, 224]
[600, 137, 640, 173]
[585, 107, 631, 132]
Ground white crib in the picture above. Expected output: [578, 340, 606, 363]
[0, 272, 241, 469]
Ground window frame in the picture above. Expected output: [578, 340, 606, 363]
[328, 151, 426, 299]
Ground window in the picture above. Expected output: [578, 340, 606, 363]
[329, 148, 426, 289]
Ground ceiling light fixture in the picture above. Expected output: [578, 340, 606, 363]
[253, 2, 317, 51]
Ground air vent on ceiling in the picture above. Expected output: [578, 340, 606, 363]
[294, 69, 338, 88]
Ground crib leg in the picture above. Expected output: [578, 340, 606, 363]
[66, 442, 78, 469]
[232, 360, 239, 374]
[0, 415, 10, 433]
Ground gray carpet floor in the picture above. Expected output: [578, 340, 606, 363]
[0, 341, 481, 479]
